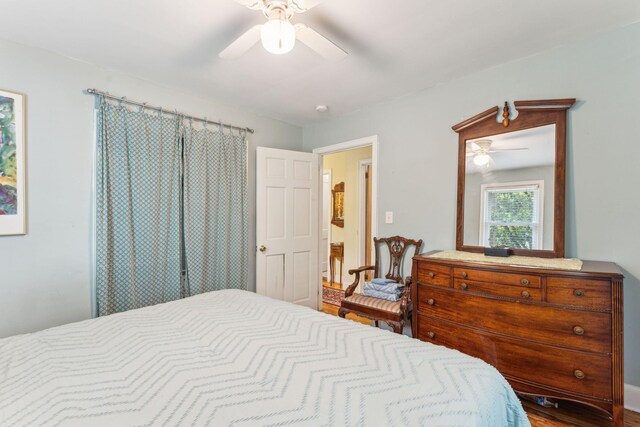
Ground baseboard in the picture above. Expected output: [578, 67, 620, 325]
[626, 383, 640, 412]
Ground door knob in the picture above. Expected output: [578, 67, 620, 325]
[259, 245, 267, 252]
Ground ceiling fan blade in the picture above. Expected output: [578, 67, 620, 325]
[294, 24, 347, 61]
[233, 0, 263, 10]
[219, 25, 262, 59]
[290, 0, 326, 13]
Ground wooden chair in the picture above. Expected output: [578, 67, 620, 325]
[339, 236, 423, 334]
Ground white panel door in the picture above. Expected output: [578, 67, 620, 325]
[256, 147, 319, 309]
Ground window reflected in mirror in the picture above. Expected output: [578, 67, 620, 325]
[463, 124, 555, 250]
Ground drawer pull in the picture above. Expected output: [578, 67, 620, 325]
[521, 291, 530, 298]
[427, 331, 435, 339]
[520, 278, 529, 285]
[428, 272, 435, 278]
[460, 283, 468, 290]
[573, 326, 585, 335]
[574, 289, 585, 297]
[574, 369, 585, 380]
[461, 271, 468, 279]
[427, 298, 435, 306]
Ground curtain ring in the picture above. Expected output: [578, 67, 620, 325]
[139, 102, 147, 113]
[159, 107, 163, 116]
[203, 117, 209, 129]
[219, 119, 223, 134]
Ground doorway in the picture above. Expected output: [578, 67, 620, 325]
[313, 136, 378, 308]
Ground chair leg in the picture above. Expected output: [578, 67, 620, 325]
[338, 307, 348, 318]
[374, 320, 379, 327]
[388, 320, 404, 334]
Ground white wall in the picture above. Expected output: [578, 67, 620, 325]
[304, 23, 640, 387]
[0, 39, 302, 338]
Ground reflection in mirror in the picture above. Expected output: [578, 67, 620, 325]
[332, 182, 344, 227]
[334, 192, 344, 220]
[463, 124, 555, 250]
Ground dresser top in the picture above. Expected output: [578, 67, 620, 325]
[416, 251, 623, 279]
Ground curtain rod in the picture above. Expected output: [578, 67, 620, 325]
[85, 88, 255, 134]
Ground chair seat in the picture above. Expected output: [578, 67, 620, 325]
[342, 293, 402, 314]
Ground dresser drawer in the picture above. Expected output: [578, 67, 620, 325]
[546, 277, 611, 311]
[416, 262, 451, 287]
[454, 279, 542, 302]
[417, 284, 611, 353]
[417, 314, 612, 400]
[453, 267, 540, 288]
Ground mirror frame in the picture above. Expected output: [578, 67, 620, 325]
[452, 99, 575, 258]
[332, 181, 345, 228]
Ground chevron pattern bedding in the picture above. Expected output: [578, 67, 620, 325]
[0, 290, 530, 426]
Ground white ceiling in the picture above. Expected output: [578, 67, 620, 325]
[2, 0, 640, 126]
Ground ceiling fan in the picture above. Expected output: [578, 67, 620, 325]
[219, 0, 347, 60]
[466, 139, 528, 166]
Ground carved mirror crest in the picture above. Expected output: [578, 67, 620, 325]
[453, 99, 575, 258]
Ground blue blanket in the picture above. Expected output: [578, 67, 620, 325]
[371, 278, 396, 285]
[362, 288, 403, 302]
[363, 281, 404, 293]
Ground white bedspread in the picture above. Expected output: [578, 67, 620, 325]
[0, 290, 530, 426]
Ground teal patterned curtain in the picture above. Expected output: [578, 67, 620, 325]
[183, 124, 248, 295]
[96, 98, 249, 315]
[96, 99, 182, 316]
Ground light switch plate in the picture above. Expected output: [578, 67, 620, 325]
[385, 211, 393, 224]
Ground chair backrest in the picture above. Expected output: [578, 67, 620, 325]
[373, 236, 423, 284]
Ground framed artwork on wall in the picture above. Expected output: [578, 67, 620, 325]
[0, 89, 26, 235]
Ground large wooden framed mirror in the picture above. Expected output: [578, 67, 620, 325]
[453, 99, 575, 258]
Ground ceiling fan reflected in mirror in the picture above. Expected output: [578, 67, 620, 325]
[219, 0, 347, 60]
[466, 139, 528, 167]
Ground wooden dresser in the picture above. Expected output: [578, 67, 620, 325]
[412, 251, 624, 425]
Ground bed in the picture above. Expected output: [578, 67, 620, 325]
[0, 290, 529, 426]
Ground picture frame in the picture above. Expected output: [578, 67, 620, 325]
[0, 89, 26, 235]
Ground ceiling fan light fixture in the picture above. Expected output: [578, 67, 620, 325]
[473, 153, 491, 166]
[261, 17, 296, 54]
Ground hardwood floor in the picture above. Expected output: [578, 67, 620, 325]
[322, 279, 343, 290]
[523, 399, 640, 427]
[321, 301, 370, 325]
[321, 302, 640, 427]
